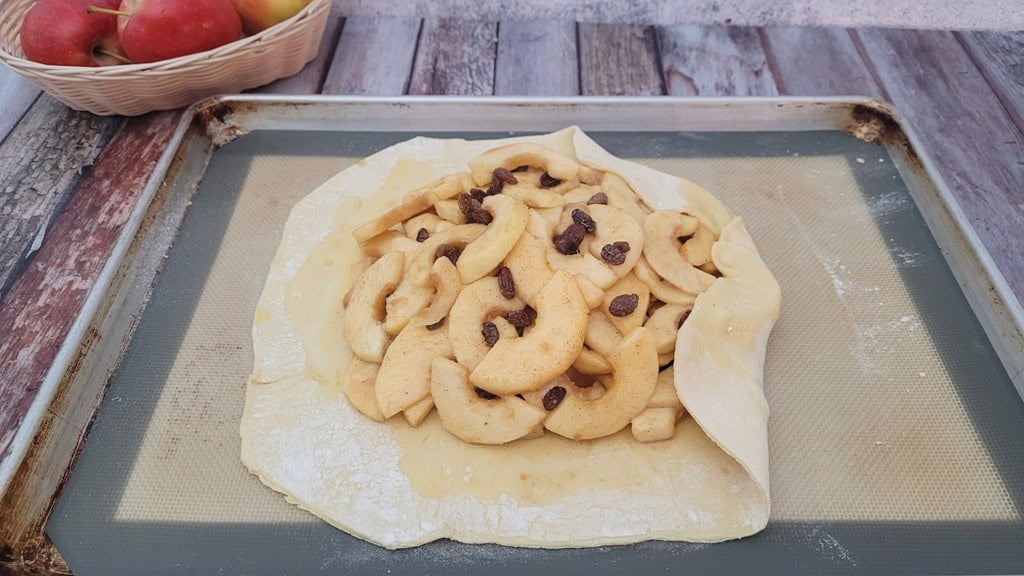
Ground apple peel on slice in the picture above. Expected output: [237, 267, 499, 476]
[431, 358, 547, 445]
[470, 270, 589, 395]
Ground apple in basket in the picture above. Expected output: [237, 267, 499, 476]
[87, 0, 242, 63]
[20, 0, 130, 66]
[227, 0, 312, 35]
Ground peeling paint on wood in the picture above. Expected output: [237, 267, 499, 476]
[0, 111, 183, 468]
[0, 96, 122, 300]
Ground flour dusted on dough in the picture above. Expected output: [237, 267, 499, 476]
[240, 128, 781, 548]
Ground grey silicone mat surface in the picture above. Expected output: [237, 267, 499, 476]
[47, 130, 1024, 575]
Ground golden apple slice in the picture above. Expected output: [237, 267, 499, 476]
[634, 256, 698, 307]
[631, 407, 680, 443]
[414, 257, 463, 327]
[353, 174, 464, 243]
[584, 310, 622, 356]
[644, 211, 717, 294]
[403, 396, 435, 427]
[585, 204, 645, 277]
[469, 142, 579, 186]
[503, 232, 554, 306]
[649, 366, 684, 411]
[343, 251, 404, 363]
[573, 346, 612, 375]
[342, 357, 384, 422]
[360, 230, 419, 258]
[602, 273, 650, 335]
[457, 195, 529, 284]
[448, 278, 524, 371]
[430, 358, 547, 445]
[404, 213, 443, 239]
[600, 172, 652, 223]
[679, 215, 717, 268]
[544, 327, 659, 440]
[645, 303, 691, 354]
[375, 323, 454, 418]
[434, 199, 465, 224]
[470, 271, 589, 395]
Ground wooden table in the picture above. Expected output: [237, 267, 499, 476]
[1, 14, 1023, 569]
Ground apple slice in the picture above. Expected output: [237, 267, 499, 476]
[342, 357, 384, 422]
[448, 278, 524, 371]
[430, 358, 546, 445]
[342, 251, 404, 363]
[544, 326, 659, 440]
[456, 195, 529, 284]
[502, 231, 554, 306]
[353, 174, 464, 243]
[375, 322, 454, 418]
[468, 142, 579, 186]
[631, 407, 680, 443]
[644, 303, 691, 354]
[403, 396, 435, 427]
[644, 211, 717, 294]
[414, 257, 463, 328]
[470, 271, 589, 395]
[601, 273, 650, 335]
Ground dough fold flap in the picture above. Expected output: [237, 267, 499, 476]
[242, 127, 781, 548]
[674, 217, 781, 521]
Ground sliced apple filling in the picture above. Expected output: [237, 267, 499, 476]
[340, 142, 724, 444]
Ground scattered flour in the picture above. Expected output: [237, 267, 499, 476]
[868, 190, 911, 218]
[801, 525, 858, 567]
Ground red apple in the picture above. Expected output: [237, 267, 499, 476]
[20, 0, 129, 66]
[92, 0, 242, 64]
[228, 0, 311, 35]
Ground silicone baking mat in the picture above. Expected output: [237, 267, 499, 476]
[47, 129, 1024, 574]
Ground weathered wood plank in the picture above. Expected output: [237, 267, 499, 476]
[0, 69, 39, 146]
[330, 0, 1024, 31]
[408, 19, 498, 95]
[0, 96, 122, 300]
[760, 27, 882, 97]
[0, 111, 182, 471]
[256, 13, 345, 94]
[495, 20, 578, 95]
[657, 25, 777, 96]
[856, 28, 1024, 305]
[321, 17, 421, 95]
[957, 31, 1024, 137]
[578, 24, 664, 95]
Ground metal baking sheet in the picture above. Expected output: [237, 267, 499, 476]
[40, 98, 1024, 575]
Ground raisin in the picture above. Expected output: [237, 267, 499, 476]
[458, 192, 482, 214]
[470, 188, 487, 203]
[612, 241, 630, 252]
[435, 244, 462, 264]
[571, 208, 597, 233]
[416, 228, 429, 242]
[481, 321, 499, 347]
[539, 172, 561, 188]
[475, 387, 499, 400]
[505, 307, 536, 331]
[497, 266, 515, 299]
[553, 223, 586, 255]
[600, 243, 627, 265]
[426, 318, 446, 330]
[586, 192, 608, 205]
[465, 208, 493, 225]
[493, 167, 518, 185]
[609, 293, 640, 317]
[542, 386, 567, 411]
[486, 175, 503, 196]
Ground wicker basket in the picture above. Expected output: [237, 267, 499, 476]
[0, 0, 330, 116]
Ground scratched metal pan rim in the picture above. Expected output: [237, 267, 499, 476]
[4, 97, 1024, 575]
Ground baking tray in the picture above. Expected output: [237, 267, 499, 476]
[4, 97, 1024, 575]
